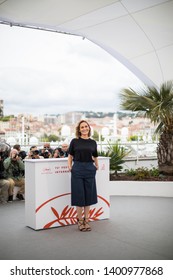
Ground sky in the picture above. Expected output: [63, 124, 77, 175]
[0, 24, 143, 116]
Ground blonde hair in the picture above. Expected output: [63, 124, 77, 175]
[75, 120, 91, 138]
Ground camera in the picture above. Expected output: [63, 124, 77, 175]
[42, 149, 50, 158]
[12, 170, 20, 177]
[59, 150, 65, 157]
[13, 154, 18, 159]
[33, 150, 39, 155]
[31, 150, 40, 159]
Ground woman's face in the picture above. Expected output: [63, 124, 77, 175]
[53, 149, 60, 158]
[79, 122, 90, 137]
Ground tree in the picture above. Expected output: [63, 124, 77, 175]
[120, 80, 173, 175]
[92, 130, 99, 141]
[48, 134, 60, 142]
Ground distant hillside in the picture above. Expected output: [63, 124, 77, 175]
[84, 111, 114, 118]
[79, 111, 144, 119]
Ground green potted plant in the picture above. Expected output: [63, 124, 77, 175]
[98, 141, 131, 175]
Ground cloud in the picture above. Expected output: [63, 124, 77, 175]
[0, 25, 143, 116]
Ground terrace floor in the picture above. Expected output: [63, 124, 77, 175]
[0, 195, 173, 260]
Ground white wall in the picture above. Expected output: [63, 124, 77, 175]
[109, 181, 173, 198]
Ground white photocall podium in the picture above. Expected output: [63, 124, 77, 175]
[25, 157, 110, 230]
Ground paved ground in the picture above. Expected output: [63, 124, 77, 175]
[0, 196, 173, 260]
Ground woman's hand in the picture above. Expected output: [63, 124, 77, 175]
[68, 165, 72, 171]
[95, 165, 99, 170]
[68, 154, 73, 171]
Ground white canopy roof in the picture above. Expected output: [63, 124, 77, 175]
[0, 0, 173, 87]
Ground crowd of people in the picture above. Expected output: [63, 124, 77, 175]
[0, 142, 69, 205]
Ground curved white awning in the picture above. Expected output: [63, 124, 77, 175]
[0, 0, 173, 87]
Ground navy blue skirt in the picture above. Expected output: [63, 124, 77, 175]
[71, 161, 98, 207]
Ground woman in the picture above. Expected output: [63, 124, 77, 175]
[52, 148, 61, 158]
[68, 120, 99, 232]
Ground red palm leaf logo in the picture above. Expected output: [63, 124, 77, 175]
[43, 206, 104, 229]
[36, 193, 110, 229]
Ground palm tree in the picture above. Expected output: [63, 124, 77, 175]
[120, 80, 173, 175]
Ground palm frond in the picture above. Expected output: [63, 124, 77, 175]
[120, 80, 173, 133]
[98, 141, 131, 174]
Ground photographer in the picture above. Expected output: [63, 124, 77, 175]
[0, 155, 10, 204]
[60, 143, 69, 157]
[52, 144, 69, 158]
[52, 148, 60, 158]
[39, 143, 53, 158]
[13, 144, 26, 162]
[25, 146, 44, 159]
[3, 149, 25, 200]
[40, 148, 52, 158]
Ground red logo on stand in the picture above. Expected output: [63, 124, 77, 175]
[36, 194, 110, 229]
